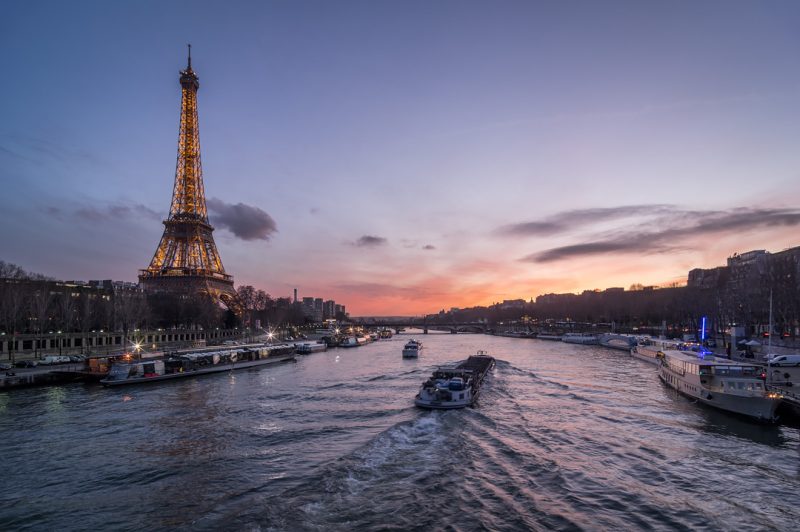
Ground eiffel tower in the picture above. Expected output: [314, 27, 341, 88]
[139, 46, 239, 312]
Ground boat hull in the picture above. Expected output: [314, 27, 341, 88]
[414, 354, 494, 410]
[101, 354, 295, 386]
[414, 397, 472, 409]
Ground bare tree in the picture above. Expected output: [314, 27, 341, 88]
[29, 286, 53, 358]
[0, 281, 27, 362]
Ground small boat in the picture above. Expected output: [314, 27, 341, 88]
[402, 339, 422, 358]
[631, 337, 681, 364]
[598, 333, 638, 351]
[561, 332, 599, 345]
[296, 341, 328, 354]
[658, 348, 782, 422]
[100, 343, 296, 386]
[414, 352, 495, 409]
[340, 337, 358, 347]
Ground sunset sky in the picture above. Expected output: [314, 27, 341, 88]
[2, 1, 800, 316]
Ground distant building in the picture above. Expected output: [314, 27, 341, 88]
[687, 266, 728, 289]
[302, 297, 315, 319]
[313, 298, 324, 321]
[500, 299, 526, 309]
[323, 300, 336, 320]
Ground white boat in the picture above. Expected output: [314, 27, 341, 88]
[340, 336, 358, 347]
[598, 333, 638, 351]
[414, 352, 495, 409]
[402, 339, 422, 358]
[536, 333, 563, 341]
[296, 341, 327, 354]
[100, 343, 296, 386]
[631, 337, 681, 364]
[561, 333, 599, 345]
[658, 348, 782, 422]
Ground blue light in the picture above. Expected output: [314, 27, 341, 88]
[701, 316, 706, 341]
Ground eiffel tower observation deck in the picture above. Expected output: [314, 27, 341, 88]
[139, 46, 238, 310]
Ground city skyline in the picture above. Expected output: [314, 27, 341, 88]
[3, 1, 800, 315]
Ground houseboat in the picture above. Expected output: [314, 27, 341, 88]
[100, 343, 295, 386]
[658, 348, 782, 422]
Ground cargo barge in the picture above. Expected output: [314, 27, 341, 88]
[414, 351, 495, 409]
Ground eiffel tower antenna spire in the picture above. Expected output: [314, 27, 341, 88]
[139, 49, 240, 312]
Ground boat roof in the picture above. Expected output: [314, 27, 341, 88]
[661, 349, 759, 368]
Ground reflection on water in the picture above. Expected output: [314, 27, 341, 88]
[1, 332, 799, 530]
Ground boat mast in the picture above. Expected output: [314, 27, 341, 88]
[765, 289, 773, 383]
[768, 289, 773, 354]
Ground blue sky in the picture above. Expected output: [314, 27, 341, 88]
[2, 1, 800, 314]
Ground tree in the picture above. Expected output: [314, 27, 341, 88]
[29, 285, 53, 358]
[0, 281, 27, 362]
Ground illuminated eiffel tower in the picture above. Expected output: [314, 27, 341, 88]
[139, 46, 239, 311]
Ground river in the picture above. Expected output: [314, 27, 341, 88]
[1, 331, 799, 530]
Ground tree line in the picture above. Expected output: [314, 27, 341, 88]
[0, 262, 323, 348]
[430, 267, 799, 342]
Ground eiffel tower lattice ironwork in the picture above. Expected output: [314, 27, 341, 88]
[139, 46, 239, 312]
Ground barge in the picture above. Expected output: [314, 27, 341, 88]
[414, 351, 495, 409]
[100, 343, 295, 386]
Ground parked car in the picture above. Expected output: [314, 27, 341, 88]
[39, 355, 72, 365]
[14, 360, 38, 368]
[0, 362, 13, 371]
[767, 354, 800, 367]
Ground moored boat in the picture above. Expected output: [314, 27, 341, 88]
[100, 343, 295, 386]
[296, 341, 328, 354]
[536, 333, 563, 341]
[598, 333, 638, 351]
[658, 348, 782, 422]
[631, 337, 681, 364]
[339, 336, 359, 347]
[414, 351, 495, 409]
[402, 339, 422, 358]
[562, 332, 599, 345]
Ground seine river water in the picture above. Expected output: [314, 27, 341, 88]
[2, 332, 800, 531]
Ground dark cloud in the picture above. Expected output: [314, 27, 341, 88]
[354, 235, 388, 247]
[497, 204, 675, 237]
[522, 208, 800, 263]
[72, 203, 161, 222]
[207, 198, 277, 241]
[423, 244, 436, 250]
[0, 134, 104, 167]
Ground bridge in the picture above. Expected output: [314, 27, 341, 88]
[354, 318, 488, 334]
